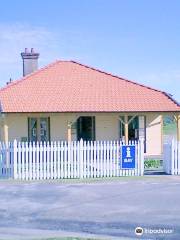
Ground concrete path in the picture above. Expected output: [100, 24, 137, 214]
[0, 176, 179, 239]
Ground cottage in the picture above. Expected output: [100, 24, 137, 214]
[0, 48, 179, 158]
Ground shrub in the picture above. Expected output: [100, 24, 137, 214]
[144, 159, 161, 169]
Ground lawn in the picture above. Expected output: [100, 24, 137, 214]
[38, 238, 101, 240]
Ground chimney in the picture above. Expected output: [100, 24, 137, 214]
[21, 48, 40, 76]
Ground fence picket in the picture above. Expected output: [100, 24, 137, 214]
[71, 142, 74, 179]
[29, 142, 32, 180]
[25, 142, 29, 180]
[83, 141, 87, 178]
[93, 141, 96, 178]
[43, 142, 47, 180]
[178, 141, 180, 175]
[77, 141, 80, 178]
[39, 142, 43, 180]
[50, 142, 54, 179]
[178, 141, 180, 174]
[79, 140, 83, 178]
[100, 141, 103, 177]
[67, 142, 71, 179]
[57, 141, 60, 179]
[36, 142, 40, 180]
[18, 142, 22, 180]
[54, 142, 57, 179]
[96, 142, 100, 178]
[60, 141, 64, 179]
[171, 139, 175, 175]
[175, 142, 178, 175]
[106, 141, 109, 177]
[46, 142, 50, 179]
[21, 142, 25, 180]
[13, 140, 18, 179]
[87, 141, 90, 178]
[90, 141, 93, 178]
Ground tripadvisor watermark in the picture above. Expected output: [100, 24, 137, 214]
[135, 226, 174, 236]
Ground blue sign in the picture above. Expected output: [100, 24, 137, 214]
[121, 145, 136, 169]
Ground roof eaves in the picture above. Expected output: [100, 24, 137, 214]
[162, 92, 180, 108]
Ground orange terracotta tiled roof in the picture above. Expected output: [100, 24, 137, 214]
[0, 60, 179, 113]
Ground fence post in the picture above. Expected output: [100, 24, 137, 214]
[79, 139, 83, 179]
[178, 141, 180, 175]
[171, 139, 175, 175]
[140, 139, 144, 176]
[13, 139, 18, 179]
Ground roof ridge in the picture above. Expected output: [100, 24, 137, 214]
[0, 59, 65, 92]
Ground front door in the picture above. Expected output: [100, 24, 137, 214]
[77, 116, 95, 141]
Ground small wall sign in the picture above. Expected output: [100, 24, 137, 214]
[121, 145, 136, 169]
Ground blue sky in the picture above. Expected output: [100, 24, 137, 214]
[0, 0, 180, 101]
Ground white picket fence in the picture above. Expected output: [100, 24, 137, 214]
[0, 140, 144, 180]
[163, 139, 180, 175]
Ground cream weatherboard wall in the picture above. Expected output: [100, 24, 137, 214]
[95, 114, 119, 140]
[51, 113, 120, 141]
[0, 112, 162, 156]
[145, 114, 162, 156]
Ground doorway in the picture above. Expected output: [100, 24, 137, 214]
[77, 116, 95, 141]
[128, 116, 139, 141]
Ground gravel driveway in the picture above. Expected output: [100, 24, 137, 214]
[0, 176, 180, 239]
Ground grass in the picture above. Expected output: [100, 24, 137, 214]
[0, 175, 167, 186]
[144, 159, 161, 169]
[37, 238, 102, 240]
[0, 175, 146, 184]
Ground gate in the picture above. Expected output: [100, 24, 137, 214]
[163, 139, 180, 175]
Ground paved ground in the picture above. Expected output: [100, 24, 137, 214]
[0, 176, 180, 240]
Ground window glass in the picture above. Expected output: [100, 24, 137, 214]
[28, 117, 50, 142]
[29, 118, 37, 142]
[119, 116, 125, 140]
[40, 118, 49, 142]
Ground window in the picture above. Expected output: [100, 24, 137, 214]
[28, 117, 50, 142]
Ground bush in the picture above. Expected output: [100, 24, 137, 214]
[144, 159, 161, 169]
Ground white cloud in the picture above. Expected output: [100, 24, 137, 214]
[0, 22, 63, 84]
[0, 22, 95, 83]
[0, 22, 58, 64]
[0, 22, 179, 102]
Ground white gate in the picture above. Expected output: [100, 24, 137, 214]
[163, 139, 180, 175]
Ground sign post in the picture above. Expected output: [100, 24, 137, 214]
[121, 145, 136, 169]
